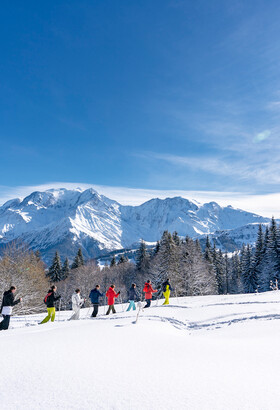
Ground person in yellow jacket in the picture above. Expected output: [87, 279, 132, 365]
[162, 279, 173, 305]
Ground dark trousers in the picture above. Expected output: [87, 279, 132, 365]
[0, 315, 11, 330]
[144, 299, 151, 308]
[106, 305, 116, 315]
[92, 304, 99, 317]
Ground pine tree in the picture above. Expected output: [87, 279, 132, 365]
[71, 248, 84, 269]
[172, 231, 181, 246]
[151, 230, 180, 290]
[229, 253, 242, 294]
[47, 251, 62, 282]
[110, 255, 116, 267]
[61, 257, 70, 280]
[118, 255, 126, 265]
[258, 226, 270, 291]
[212, 244, 224, 294]
[241, 244, 257, 293]
[268, 217, 280, 285]
[154, 241, 160, 255]
[250, 224, 264, 289]
[224, 253, 229, 294]
[136, 240, 150, 271]
[277, 223, 280, 278]
[204, 236, 213, 263]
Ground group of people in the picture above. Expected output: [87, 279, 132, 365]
[86, 279, 173, 318]
[0, 279, 173, 330]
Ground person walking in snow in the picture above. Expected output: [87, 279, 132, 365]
[40, 285, 61, 324]
[89, 285, 103, 317]
[106, 285, 120, 315]
[127, 283, 139, 311]
[69, 289, 85, 320]
[143, 280, 157, 308]
[0, 286, 22, 331]
[162, 278, 173, 305]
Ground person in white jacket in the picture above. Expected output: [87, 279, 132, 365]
[69, 289, 85, 320]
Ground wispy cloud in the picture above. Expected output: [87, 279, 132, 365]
[253, 130, 271, 143]
[142, 151, 280, 186]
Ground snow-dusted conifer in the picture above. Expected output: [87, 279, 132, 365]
[61, 257, 70, 280]
[48, 251, 62, 282]
[204, 236, 213, 263]
[110, 255, 116, 267]
[229, 253, 242, 294]
[150, 230, 179, 290]
[212, 244, 224, 294]
[241, 244, 257, 293]
[118, 255, 127, 264]
[154, 241, 160, 255]
[224, 253, 230, 294]
[172, 231, 181, 246]
[71, 248, 84, 269]
[136, 240, 150, 271]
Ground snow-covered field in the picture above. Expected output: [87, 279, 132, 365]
[1, 292, 280, 410]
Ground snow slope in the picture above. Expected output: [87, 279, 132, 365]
[202, 222, 271, 252]
[0, 188, 269, 262]
[1, 291, 280, 409]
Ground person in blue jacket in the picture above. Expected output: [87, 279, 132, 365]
[127, 283, 139, 311]
[89, 285, 103, 317]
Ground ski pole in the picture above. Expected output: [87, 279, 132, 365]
[135, 301, 143, 324]
[104, 296, 107, 315]
[86, 305, 92, 319]
[57, 298, 62, 322]
[23, 301, 28, 325]
[175, 287, 179, 305]
[119, 294, 124, 312]
[21, 299, 28, 325]
[156, 293, 159, 307]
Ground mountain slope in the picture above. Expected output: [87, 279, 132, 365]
[0, 187, 269, 262]
[202, 222, 270, 252]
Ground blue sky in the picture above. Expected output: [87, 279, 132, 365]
[1, 0, 280, 212]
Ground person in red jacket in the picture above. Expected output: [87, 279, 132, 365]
[143, 280, 157, 308]
[106, 285, 120, 315]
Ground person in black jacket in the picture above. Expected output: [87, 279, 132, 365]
[0, 286, 22, 331]
[126, 284, 139, 311]
[40, 285, 61, 324]
[89, 285, 103, 317]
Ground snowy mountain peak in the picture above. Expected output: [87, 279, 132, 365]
[203, 201, 221, 209]
[0, 187, 270, 262]
[1, 197, 22, 210]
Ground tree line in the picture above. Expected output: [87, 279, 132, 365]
[1, 217, 279, 312]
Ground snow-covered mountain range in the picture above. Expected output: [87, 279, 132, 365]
[0, 187, 270, 262]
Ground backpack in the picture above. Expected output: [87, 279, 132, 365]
[44, 292, 52, 305]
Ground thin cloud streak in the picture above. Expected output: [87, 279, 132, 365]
[147, 152, 280, 186]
